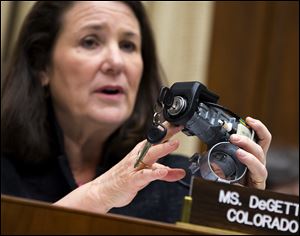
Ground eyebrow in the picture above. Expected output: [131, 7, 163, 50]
[81, 24, 105, 31]
[80, 24, 140, 39]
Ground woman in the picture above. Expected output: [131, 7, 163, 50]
[1, 1, 271, 223]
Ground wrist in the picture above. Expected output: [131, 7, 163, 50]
[54, 181, 111, 214]
[86, 180, 112, 213]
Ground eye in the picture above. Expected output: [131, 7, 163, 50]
[120, 41, 137, 52]
[81, 36, 99, 49]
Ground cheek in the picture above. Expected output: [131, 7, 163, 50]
[48, 59, 93, 111]
[51, 49, 97, 90]
[128, 59, 143, 101]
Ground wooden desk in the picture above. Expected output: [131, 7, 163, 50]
[1, 195, 241, 235]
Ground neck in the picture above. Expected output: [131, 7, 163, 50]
[55, 112, 118, 186]
[64, 133, 104, 185]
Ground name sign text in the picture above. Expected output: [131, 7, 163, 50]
[190, 177, 299, 235]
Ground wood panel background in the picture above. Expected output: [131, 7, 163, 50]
[207, 1, 299, 148]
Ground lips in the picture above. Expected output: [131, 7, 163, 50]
[95, 85, 125, 95]
[93, 85, 126, 102]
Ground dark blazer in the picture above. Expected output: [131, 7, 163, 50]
[1, 152, 191, 223]
[1, 96, 194, 223]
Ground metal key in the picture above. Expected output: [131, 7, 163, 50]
[134, 124, 167, 168]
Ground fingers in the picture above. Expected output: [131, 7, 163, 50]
[143, 139, 180, 165]
[128, 134, 180, 172]
[130, 140, 149, 156]
[246, 117, 272, 155]
[229, 117, 271, 190]
[160, 169, 186, 182]
[132, 164, 186, 188]
[230, 134, 265, 165]
[130, 140, 184, 189]
[230, 117, 271, 165]
[130, 122, 182, 167]
[133, 168, 169, 188]
[162, 122, 184, 142]
[153, 163, 186, 182]
[235, 148, 268, 189]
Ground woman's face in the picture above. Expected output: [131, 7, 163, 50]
[45, 1, 143, 129]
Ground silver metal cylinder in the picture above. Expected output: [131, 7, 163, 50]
[197, 142, 247, 184]
[167, 96, 187, 116]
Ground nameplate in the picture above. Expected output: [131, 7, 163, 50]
[189, 177, 299, 235]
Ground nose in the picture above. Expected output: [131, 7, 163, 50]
[101, 43, 125, 76]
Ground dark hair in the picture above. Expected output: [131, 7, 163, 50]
[1, 1, 164, 165]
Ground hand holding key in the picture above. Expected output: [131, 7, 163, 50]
[134, 123, 167, 168]
[55, 122, 185, 213]
[134, 97, 180, 169]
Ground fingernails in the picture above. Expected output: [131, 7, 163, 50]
[246, 117, 256, 124]
[236, 149, 247, 159]
[230, 134, 239, 142]
[156, 168, 168, 176]
[168, 139, 179, 146]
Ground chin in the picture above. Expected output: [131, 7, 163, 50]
[101, 117, 127, 126]
[89, 105, 133, 126]
[93, 111, 131, 126]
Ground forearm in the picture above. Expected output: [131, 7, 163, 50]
[53, 181, 110, 214]
[53, 136, 184, 213]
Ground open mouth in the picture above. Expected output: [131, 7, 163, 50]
[101, 88, 121, 95]
[95, 86, 124, 97]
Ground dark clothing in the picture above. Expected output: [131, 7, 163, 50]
[1, 151, 191, 223]
[1, 100, 192, 223]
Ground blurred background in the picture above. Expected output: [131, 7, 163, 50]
[1, 1, 299, 195]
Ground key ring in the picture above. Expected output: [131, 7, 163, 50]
[153, 102, 164, 114]
[153, 112, 162, 125]
[153, 102, 165, 125]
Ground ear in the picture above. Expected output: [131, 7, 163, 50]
[39, 71, 50, 87]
